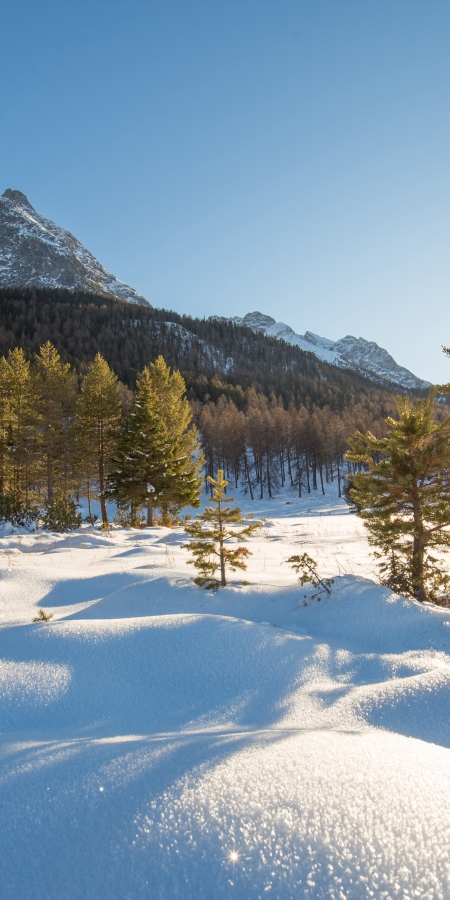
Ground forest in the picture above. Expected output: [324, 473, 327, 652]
[0, 320, 404, 533]
[0, 286, 411, 409]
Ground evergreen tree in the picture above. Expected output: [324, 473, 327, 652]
[6, 348, 35, 502]
[345, 390, 450, 603]
[74, 354, 121, 524]
[145, 356, 203, 522]
[0, 349, 35, 505]
[108, 360, 202, 525]
[0, 356, 10, 497]
[184, 470, 260, 589]
[107, 367, 172, 525]
[33, 342, 77, 504]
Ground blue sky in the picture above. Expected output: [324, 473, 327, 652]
[2, 0, 450, 382]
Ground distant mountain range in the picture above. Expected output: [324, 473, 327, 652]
[232, 312, 430, 392]
[0, 189, 147, 305]
[0, 189, 429, 392]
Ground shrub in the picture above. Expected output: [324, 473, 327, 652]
[40, 499, 82, 532]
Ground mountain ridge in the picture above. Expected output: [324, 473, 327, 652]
[0, 189, 148, 305]
[233, 311, 430, 392]
[0, 190, 430, 392]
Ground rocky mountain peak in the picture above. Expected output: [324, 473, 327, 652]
[0, 189, 149, 305]
[240, 311, 276, 331]
[233, 310, 429, 391]
[2, 189, 35, 210]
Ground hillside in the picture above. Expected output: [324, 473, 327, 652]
[234, 310, 430, 391]
[0, 286, 402, 416]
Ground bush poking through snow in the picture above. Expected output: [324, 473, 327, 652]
[286, 552, 334, 597]
[184, 470, 260, 589]
[0, 495, 38, 528]
[32, 609, 53, 623]
[40, 499, 82, 532]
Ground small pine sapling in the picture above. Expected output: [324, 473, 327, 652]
[286, 552, 334, 598]
[33, 609, 53, 623]
[184, 470, 260, 589]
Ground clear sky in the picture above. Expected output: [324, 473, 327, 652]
[1, 0, 450, 383]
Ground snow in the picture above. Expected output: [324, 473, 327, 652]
[233, 311, 430, 390]
[1, 484, 450, 898]
[0, 190, 148, 305]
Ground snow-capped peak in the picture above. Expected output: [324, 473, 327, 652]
[234, 311, 430, 391]
[0, 189, 149, 305]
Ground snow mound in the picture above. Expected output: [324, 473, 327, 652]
[0, 492, 449, 897]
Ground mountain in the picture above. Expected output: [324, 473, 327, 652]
[0, 286, 401, 422]
[0, 189, 429, 392]
[233, 311, 430, 392]
[0, 189, 148, 305]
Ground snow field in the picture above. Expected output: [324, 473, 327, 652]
[0, 486, 450, 898]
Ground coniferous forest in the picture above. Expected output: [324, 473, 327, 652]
[0, 286, 431, 527]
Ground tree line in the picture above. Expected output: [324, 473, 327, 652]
[192, 391, 398, 500]
[0, 343, 202, 528]
[0, 286, 411, 412]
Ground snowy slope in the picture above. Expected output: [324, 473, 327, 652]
[234, 311, 430, 391]
[0, 189, 148, 304]
[1, 486, 450, 898]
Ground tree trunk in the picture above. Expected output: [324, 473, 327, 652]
[87, 477, 93, 525]
[99, 458, 108, 525]
[147, 495, 153, 527]
[219, 537, 226, 586]
[319, 465, 325, 496]
[244, 452, 254, 500]
[412, 495, 427, 602]
[47, 453, 53, 503]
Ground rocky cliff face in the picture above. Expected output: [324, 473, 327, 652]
[234, 311, 430, 391]
[0, 189, 148, 305]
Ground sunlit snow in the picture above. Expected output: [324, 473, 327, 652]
[0, 485, 449, 898]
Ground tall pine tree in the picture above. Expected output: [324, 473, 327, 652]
[33, 342, 76, 504]
[107, 367, 172, 525]
[145, 356, 203, 522]
[74, 354, 121, 524]
[108, 359, 202, 525]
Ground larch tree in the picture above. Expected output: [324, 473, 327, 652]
[0, 356, 10, 497]
[184, 469, 260, 589]
[345, 390, 450, 603]
[33, 342, 77, 504]
[74, 354, 121, 524]
[6, 348, 35, 502]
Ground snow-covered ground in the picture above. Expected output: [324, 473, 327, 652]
[1, 485, 450, 899]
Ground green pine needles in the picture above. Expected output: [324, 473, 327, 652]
[346, 389, 450, 604]
[184, 470, 260, 589]
[286, 552, 334, 596]
[107, 356, 203, 526]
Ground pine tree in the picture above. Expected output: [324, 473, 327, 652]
[145, 356, 203, 522]
[0, 349, 35, 507]
[345, 389, 450, 603]
[184, 470, 260, 589]
[6, 348, 36, 503]
[33, 342, 77, 504]
[108, 359, 203, 526]
[74, 354, 121, 524]
[0, 356, 10, 497]
[107, 367, 172, 526]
